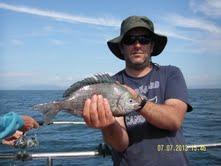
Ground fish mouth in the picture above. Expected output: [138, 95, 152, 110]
[133, 96, 144, 110]
[133, 104, 142, 111]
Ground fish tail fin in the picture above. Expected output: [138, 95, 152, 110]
[33, 101, 61, 124]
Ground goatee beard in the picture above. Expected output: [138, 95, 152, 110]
[126, 58, 151, 70]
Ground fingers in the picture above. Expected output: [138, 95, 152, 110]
[82, 95, 115, 129]
[4, 131, 23, 141]
[90, 95, 99, 126]
[2, 130, 24, 146]
[13, 130, 23, 139]
[104, 98, 115, 124]
[21, 115, 39, 132]
[83, 99, 91, 125]
[2, 139, 15, 146]
[33, 119, 40, 128]
[97, 95, 106, 124]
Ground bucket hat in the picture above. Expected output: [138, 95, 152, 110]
[107, 16, 167, 60]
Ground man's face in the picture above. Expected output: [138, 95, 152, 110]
[120, 28, 154, 70]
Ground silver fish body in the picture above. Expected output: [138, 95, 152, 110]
[33, 74, 142, 123]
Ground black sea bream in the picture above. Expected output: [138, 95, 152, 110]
[33, 73, 142, 123]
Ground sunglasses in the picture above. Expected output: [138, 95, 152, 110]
[122, 35, 152, 45]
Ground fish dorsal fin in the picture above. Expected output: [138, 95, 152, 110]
[63, 73, 115, 97]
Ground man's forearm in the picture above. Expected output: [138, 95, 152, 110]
[0, 112, 24, 139]
[102, 120, 129, 152]
[140, 100, 187, 131]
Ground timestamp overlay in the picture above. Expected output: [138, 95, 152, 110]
[157, 144, 208, 152]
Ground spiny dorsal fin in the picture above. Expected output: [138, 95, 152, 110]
[63, 73, 114, 97]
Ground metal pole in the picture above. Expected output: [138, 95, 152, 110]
[52, 121, 85, 125]
[187, 143, 221, 149]
[31, 151, 100, 159]
[47, 157, 53, 166]
[0, 153, 16, 160]
[38, 121, 86, 126]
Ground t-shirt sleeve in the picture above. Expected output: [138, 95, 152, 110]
[0, 112, 24, 140]
[165, 66, 192, 112]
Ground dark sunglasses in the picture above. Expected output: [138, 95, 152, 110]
[122, 35, 152, 45]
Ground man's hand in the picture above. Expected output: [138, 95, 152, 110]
[82, 95, 116, 129]
[82, 94, 129, 152]
[20, 115, 39, 133]
[2, 130, 23, 146]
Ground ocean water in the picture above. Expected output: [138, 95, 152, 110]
[0, 89, 220, 166]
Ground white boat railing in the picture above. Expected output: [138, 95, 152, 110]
[0, 143, 110, 166]
[38, 120, 86, 125]
[0, 150, 102, 166]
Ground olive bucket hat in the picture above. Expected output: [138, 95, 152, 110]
[107, 16, 167, 60]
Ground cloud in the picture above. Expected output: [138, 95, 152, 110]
[164, 14, 221, 34]
[157, 28, 194, 41]
[190, 0, 221, 17]
[0, 3, 121, 27]
[161, 12, 221, 56]
[0, 2, 201, 42]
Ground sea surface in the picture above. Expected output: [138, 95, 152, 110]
[0, 89, 220, 166]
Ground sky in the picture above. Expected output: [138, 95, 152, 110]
[0, 0, 221, 90]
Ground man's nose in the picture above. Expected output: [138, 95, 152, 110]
[133, 40, 142, 47]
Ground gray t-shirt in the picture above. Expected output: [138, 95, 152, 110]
[111, 64, 192, 166]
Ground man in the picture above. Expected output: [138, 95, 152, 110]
[0, 112, 39, 145]
[83, 16, 192, 166]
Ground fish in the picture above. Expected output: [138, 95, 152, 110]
[33, 73, 142, 124]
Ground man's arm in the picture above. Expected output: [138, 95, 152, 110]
[123, 82, 188, 131]
[102, 117, 129, 152]
[0, 112, 24, 140]
[1, 112, 39, 145]
[139, 98, 187, 131]
[82, 95, 129, 152]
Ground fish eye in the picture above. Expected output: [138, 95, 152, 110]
[129, 99, 133, 103]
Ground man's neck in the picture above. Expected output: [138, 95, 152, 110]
[125, 64, 153, 78]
